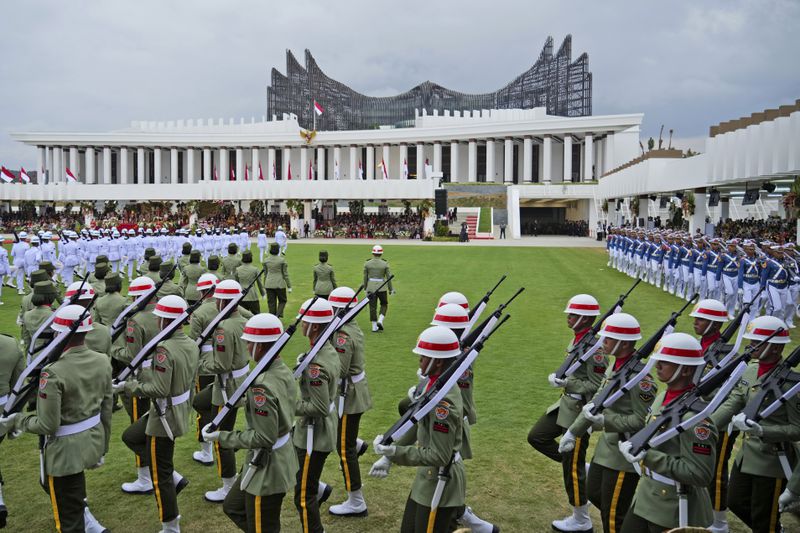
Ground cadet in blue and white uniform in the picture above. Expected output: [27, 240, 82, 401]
[738, 240, 763, 312]
[10, 231, 30, 294]
[784, 244, 799, 326]
[762, 244, 792, 327]
[691, 239, 708, 299]
[678, 237, 694, 300]
[719, 240, 741, 318]
[704, 239, 723, 301]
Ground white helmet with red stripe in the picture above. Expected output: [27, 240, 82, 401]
[298, 298, 335, 324]
[413, 326, 461, 358]
[651, 332, 705, 366]
[372, 244, 383, 255]
[65, 281, 95, 300]
[599, 313, 642, 341]
[196, 273, 218, 293]
[743, 315, 790, 344]
[328, 286, 358, 308]
[241, 313, 284, 343]
[690, 299, 729, 322]
[214, 279, 242, 300]
[431, 303, 469, 330]
[437, 292, 469, 312]
[153, 295, 188, 320]
[564, 294, 601, 316]
[51, 304, 93, 333]
[127, 276, 156, 297]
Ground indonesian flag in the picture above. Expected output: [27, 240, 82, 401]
[230, 166, 236, 181]
[65, 167, 78, 182]
[358, 160, 364, 180]
[334, 160, 340, 180]
[380, 158, 389, 180]
[271, 161, 276, 180]
[0, 166, 14, 183]
[308, 161, 313, 180]
[20, 167, 31, 183]
[403, 158, 408, 179]
[213, 165, 219, 181]
[258, 162, 264, 181]
[313, 100, 324, 116]
[244, 165, 249, 181]
[288, 161, 292, 180]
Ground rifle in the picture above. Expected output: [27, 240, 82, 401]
[12, 230, 19, 243]
[110, 262, 179, 343]
[460, 275, 506, 340]
[461, 287, 524, 348]
[703, 286, 765, 372]
[380, 313, 510, 445]
[27, 274, 90, 359]
[554, 279, 641, 380]
[587, 294, 698, 416]
[741, 343, 800, 422]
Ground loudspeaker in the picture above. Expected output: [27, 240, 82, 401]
[435, 189, 448, 216]
[708, 190, 721, 207]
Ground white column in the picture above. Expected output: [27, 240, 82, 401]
[316, 147, 325, 180]
[486, 140, 495, 182]
[507, 187, 521, 239]
[399, 144, 408, 179]
[86, 147, 95, 184]
[120, 148, 129, 184]
[543, 136, 552, 183]
[690, 191, 708, 234]
[251, 148, 259, 181]
[52, 148, 62, 183]
[103, 147, 111, 184]
[187, 148, 196, 183]
[596, 138, 604, 177]
[366, 146, 375, 180]
[44, 147, 53, 183]
[282, 147, 290, 180]
[171, 148, 179, 184]
[153, 148, 162, 184]
[563, 135, 573, 182]
[235, 148, 244, 181]
[333, 146, 341, 180]
[69, 147, 79, 179]
[523, 137, 533, 183]
[416, 144, 424, 179]
[381, 145, 390, 179]
[467, 140, 477, 182]
[36, 147, 45, 180]
[584, 134, 594, 182]
[268, 148, 276, 180]
[433, 143, 442, 173]
[137, 148, 146, 184]
[503, 139, 513, 183]
[349, 146, 357, 180]
[300, 147, 308, 180]
[219, 148, 229, 181]
[450, 142, 460, 182]
[203, 148, 211, 180]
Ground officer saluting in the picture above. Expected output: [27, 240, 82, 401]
[363, 245, 394, 333]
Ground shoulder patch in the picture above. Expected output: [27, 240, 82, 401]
[459, 368, 472, 381]
[155, 346, 168, 364]
[694, 425, 711, 441]
[39, 371, 50, 390]
[336, 335, 347, 347]
[639, 379, 653, 392]
[253, 392, 267, 408]
[308, 364, 321, 380]
[434, 401, 450, 420]
[215, 327, 226, 346]
[593, 354, 605, 364]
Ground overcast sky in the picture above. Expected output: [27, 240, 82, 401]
[1, 0, 798, 168]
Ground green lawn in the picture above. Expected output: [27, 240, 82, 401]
[477, 208, 492, 234]
[0, 243, 794, 532]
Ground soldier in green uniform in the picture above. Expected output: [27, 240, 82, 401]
[38, 261, 64, 303]
[94, 272, 127, 326]
[560, 312, 656, 533]
[618, 332, 718, 531]
[140, 248, 157, 276]
[17, 269, 52, 326]
[89, 262, 109, 295]
[292, 298, 340, 533]
[21, 280, 57, 355]
[363, 244, 394, 332]
[157, 261, 183, 299]
[712, 315, 800, 533]
[115, 295, 198, 533]
[528, 294, 607, 533]
[194, 279, 250, 503]
[180, 251, 206, 306]
[146, 256, 162, 283]
[779, 464, 800, 513]
[371, 325, 465, 533]
[234, 250, 264, 315]
[312, 250, 336, 299]
[221, 243, 241, 280]
[206, 255, 221, 277]
[1, 304, 112, 533]
[204, 313, 299, 531]
[65, 281, 112, 357]
[263, 243, 291, 318]
[0, 334, 25, 528]
[178, 242, 193, 276]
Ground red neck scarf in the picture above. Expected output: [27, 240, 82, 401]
[758, 359, 779, 378]
[613, 352, 633, 371]
[426, 374, 440, 392]
[574, 327, 591, 345]
[663, 385, 694, 406]
[701, 331, 721, 354]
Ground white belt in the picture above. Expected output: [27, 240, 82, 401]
[55, 413, 101, 437]
[142, 359, 152, 369]
[0, 394, 7, 408]
[201, 344, 213, 353]
[350, 371, 366, 383]
[565, 392, 583, 401]
[273, 432, 290, 450]
[368, 278, 384, 282]
[231, 365, 250, 379]
[171, 390, 191, 406]
[329, 402, 336, 413]
[454, 452, 463, 463]
[644, 467, 677, 486]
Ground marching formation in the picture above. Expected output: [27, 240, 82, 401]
[0, 231, 516, 533]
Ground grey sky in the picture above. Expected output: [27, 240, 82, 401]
[1, 0, 798, 168]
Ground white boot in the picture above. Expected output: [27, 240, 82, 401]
[84, 504, 109, 533]
[377, 314, 385, 330]
[204, 477, 235, 503]
[317, 481, 332, 503]
[172, 470, 189, 494]
[551, 504, 593, 532]
[122, 466, 154, 494]
[371, 322, 379, 332]
[160, 514, 181, 533]
[192, 441, 214, 465]
[356, 438, 368, 457]
[707, 510, 729, 533]
[328, 489, 368, 517]
[458, 506, 499, 533]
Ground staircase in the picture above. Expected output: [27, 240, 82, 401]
[466, 215, 478, 239]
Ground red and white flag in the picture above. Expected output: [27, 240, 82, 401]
[65, 167, 78, 182]
[19, 167, 31, 183]
[271, 161, 276, 180]
[0, 166, 14, 183]
[288, 161, 292, 180]
[358, 160, 364, 180]
[244, 165, 249, 181]
[313, 100, 324, 116]
[230, 166, 236, 181]
[380, 158, 389, 180]
[213, 165, 219, 181]
[308, 161, 313, 180]
[403, 158, 409, 179]
[258, 162, 264, 181]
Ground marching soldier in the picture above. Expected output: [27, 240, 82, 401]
[115, 295, 197, 533]
[234, 250, 264, 315]
[207, 255, 221, 277]
[738, 240, 763, 313]
[17, 270, 51, 327]
[58, 231, 81, 286]
[23, 235, 43, 280]
[371, 326, 465, 533]
[94, 273, 127, 326]
[0, 333, 24, 528]
[65, 282, 112, 357]
[204, 313, 299, 531]
[21, 280, 57, 355]
[312, 250, 337, 299]
[257, 228, 268, 262]
[559, 312, 657, 533]
[89, 262, 109, 295]
[178, 242, 193, 275]
[180, 250, 206, 306]
[10, 231, 29, 294]
[528, 294, 607, 533]
[363, 245, 394, 332]
[720, 240, 740, 318]
[618, 333, 718, 531]
[779, 465, 800, 513]
[222, 243, 241, 280]
[263, 243, 291, 318]
[157, 261, 183, 299]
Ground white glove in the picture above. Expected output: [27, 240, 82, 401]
[287, 288, 293, 293]
[416, 368, 424, 379]
[731, 413, 763, 436]
[582, 403, 605, 425]
[407, 385, 418, 402]
[372, 434, 396, 457]
[618, 440, 646, 464]
[89, 455, 105, 470]
[201, 423, 221, 442]
[296, 353, 306, 366]
[0, 413, 18, 435]
[558, 431, 576, 454]
[112, 381, 127, 393]
[548, 373, 567, 388]
[737, 288, 744, 296]
[369, 456, 392, 479]
[779, 488, 800, 513]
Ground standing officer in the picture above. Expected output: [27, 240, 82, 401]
[94, 273, 127, 327]
[204, 313, 298, 532]
[222, 243, 241, 280]
[528, 294, 607, 533]
[312, 250, 337, 299]
[263, 243, 291, 318]
[234, 250, 264, 315]
[115, 295, 197, 533]
[180, 250, 206, 306]
[363, 245, 394, 333]
[0, 332, 24, 528]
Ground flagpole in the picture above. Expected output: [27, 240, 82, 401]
[312, 99, 316, 132]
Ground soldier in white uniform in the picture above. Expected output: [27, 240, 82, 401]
[40, 231, 57, 264]
[257, 228, 268, 262]
[274, 226, 288, 255]
[10, 231, 30, 294]
[58, 232, 81, 286]
[108, 229, 122, 273]
[0, 244, 10, 304]
[24, 236, 43, 277]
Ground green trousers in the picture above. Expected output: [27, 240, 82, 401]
[223, 477, 285, 532]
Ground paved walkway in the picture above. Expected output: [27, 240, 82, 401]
[280, 236, 605, 247]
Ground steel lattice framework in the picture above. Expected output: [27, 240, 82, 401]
[267, 35, 591, 131]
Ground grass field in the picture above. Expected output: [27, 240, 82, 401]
[0, 242, 795, 532]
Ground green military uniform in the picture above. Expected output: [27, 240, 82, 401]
[392, 384, 466, 533]
[207, 255, 221, 276]
[17, 270, 54, 325]
[94, 280, 127, 326]
[123, 330, 199, 524]
[221, 247, 242, 280]
[89, 263, 108, 295]
[157, 262, 183, 299]
[85, 320, 112, 357]
[178, 243, 193, 276]
[0, 333, 25, 524]
[180, 252, 206, 305]
[712, 361, 800, 532]
[220, 357, 299, 532]
[263, 249, 290, 317]
[528, 328, 607, 510]
[21, 281, 57, 355]
[621, 391, 717, 531]
[363, 256, 393, 323]
[145, 256, 162, 283]
[312, 258, 336, 298]
[234, 253, 264, 315]
[568, 361, 657, 533]
[11, 343, 112, 533]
